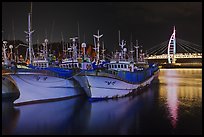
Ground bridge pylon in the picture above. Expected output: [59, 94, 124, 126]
[167, 26, 176, 64]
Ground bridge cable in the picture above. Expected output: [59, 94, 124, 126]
[177, 43, 189, 53]
[178, 42, 200, 53]
[147, 41, 168, 55]
[146, 40, 168, 54]
[177, 38, 202, 49]
[177, 39, 202, 52]
[178, 41, 201, 52]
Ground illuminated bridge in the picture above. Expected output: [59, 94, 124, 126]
[145, 26, 202, 67]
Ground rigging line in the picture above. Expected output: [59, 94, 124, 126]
[50, 20, 55, 43]
[12, 19, 16, 43]
[177, 38, 202, 48]
[178, 42, 201, 52]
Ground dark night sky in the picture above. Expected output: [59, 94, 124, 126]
[2, 2, 202, 52]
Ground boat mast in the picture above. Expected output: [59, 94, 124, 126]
[93, 30, 103, 64]
[81, 33, 86, 59]
[24, 2, 34, 64]
[120, 40, 126, 59]
[61, 32, 65, 57]
[77, 22, 81, 58]
[130, 33, 134, 61]
[2, 41, 8, 65]
[118, 31, 126, 59]
[101, 41, 106, 61]
[12, 19, 17, 62]
[70, 37, 78, 61]
[134, 40, 139, 63]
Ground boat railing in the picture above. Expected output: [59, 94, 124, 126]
[110, 58, 133, 63]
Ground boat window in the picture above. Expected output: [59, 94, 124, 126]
[121, 64, 123, 68]
[114, 64, 117, 68]
[118, 64, 120, 68]
[75, 64, 77, 68]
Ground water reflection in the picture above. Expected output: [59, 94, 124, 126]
[158, 69, 202, 130]
[2, 87, 158, 135]
[2, 97, 89, 135]
[161, 69, 179, 128]
[2, 69, 202, 135]
[2, 102, 20, 135]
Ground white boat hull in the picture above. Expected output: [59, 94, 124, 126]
[2, 75, 20, 102]
[74, 72, 156, 99]
[9, 74, 83, 105]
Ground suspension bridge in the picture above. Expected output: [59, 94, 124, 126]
[145, 26, 202, 68]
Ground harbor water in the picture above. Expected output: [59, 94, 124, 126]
[2, 68, 202, 135]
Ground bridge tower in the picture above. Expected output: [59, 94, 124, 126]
[167, 26, 176, 64]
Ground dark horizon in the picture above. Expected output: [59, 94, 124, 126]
[2, 2, 202, 52]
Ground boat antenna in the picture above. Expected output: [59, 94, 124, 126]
[77, 22, 81, 57]
[83, 33, 86, 42]
[118, 30, 120, 47]
[49, 20, 55, 55]
[36, 36, 39, 58]
[134, 39, 139, 63]
[30, 2, 32, 30]
[12, 19, 16, 62]
[61, 32, 65, 56]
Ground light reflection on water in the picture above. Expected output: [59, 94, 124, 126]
[158, 69, 202, 133]
[2, 69, 202, 135]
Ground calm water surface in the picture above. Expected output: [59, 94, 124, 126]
[2, 69, 202, 135]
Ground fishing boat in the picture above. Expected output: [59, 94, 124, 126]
[59, 36, 93, 71]
[74, 30, 159, 100]
[4, 10, 83, 105]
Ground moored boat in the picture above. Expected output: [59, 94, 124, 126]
[4, 11, 84, 105]
[74, 30, 159, 100]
